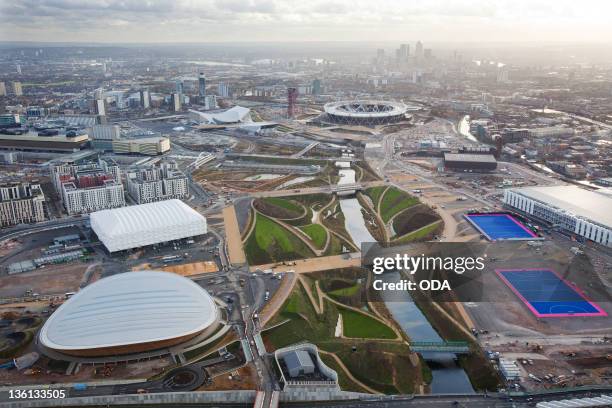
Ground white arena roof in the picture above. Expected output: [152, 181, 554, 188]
[510, 186, 612, 229]
[39, 271, 218, 353]
[189, 106, 251, 124]
[90, 199, 207, 252]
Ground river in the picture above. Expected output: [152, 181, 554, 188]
[457, 115, 479, 144]
[334, 164, 474, 394]
[336, 164, 375, 248]
[382, 273, 475, 394]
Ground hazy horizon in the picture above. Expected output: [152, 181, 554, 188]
[2, 0, 612, 44]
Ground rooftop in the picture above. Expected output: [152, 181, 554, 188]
[39, 271, 218, 351]
[444, 153, 497, 163]
[511, 185, 612, 229]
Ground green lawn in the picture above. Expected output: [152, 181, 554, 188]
[262, 269, 419, 395]
[299, 224, 327, 249]
[393, 220, 442, 244]
[243, 213, 314, 265]
[364, 186, 388, 211]
[379, 187, 420, 223]
[262, 197, 303, 214]
[339, 307, 396, 339]
[328, 283, 361, 298]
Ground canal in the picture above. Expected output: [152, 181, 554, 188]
[334, 163, 475, 394]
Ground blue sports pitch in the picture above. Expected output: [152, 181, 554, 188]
[496, 269, 606, 317]
[465, 213, 537, 240]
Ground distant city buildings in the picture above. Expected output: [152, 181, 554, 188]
[11, 81, 23, 96]
[0, 182, 46, 227]
[202, 95, 218, 110]
[51, 158, 125, 215]
[126, 161, 188, 204]
[139, 90, 150, 109]
[198, 73, 206, 97]
[0, 82, 6, 96]
[217, 82, 231, 98]
[171, 93, 182, 112]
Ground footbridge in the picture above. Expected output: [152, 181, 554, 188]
[410, 341, 470, 353]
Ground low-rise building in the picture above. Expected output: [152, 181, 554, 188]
[112, 136, 170, 156]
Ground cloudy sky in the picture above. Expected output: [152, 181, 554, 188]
[1, 0, 612, 43]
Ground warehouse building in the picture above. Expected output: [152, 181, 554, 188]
[503, 186, 612, 247]
[38, 271, 220, 357]
[90, 199, 207, 253]
[0, 132, 90, 152]
[443, 153, 497, 172]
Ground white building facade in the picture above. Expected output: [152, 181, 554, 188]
[0, 183, 46, 227]
[503, 186, 612, 247]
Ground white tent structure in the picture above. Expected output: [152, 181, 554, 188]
[90, 199, 207, 252]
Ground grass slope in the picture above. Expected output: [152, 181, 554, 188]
[244, 213, 314, 265]
[379, 187, 419, 223]
[299, 224, 327, 249]
[339, 307, 396, 339]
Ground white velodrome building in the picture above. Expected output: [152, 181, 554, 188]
[90, 199, 207, 252]
[503, 186, 612, 247]
[39, 271, 219, 357]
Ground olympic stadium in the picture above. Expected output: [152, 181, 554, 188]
[38, 271, 221, 358]
[323, 100, 415, 126]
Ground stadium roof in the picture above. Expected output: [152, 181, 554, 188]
[90, 199, 207, 252]
[444, 153, 497, 163]
[189, 106, 251, 124]
[511, 186, 612, 229]
[39, 271, 218, 351]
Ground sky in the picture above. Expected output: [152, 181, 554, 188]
[1, 0, 612, 44]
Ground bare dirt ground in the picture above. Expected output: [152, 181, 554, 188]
[0, 262, 90, 297]
[198, 364, 258, 391]
[134, 261, 219, 276]
[223, 205, 246, 265]
[249, 254, 361, 274]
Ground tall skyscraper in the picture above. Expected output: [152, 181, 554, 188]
[12, 81, 23, 96]
[94, 99, 106, 116]
[400, 43, 410, 59]
[312, 79, 322, 95]
[217, 82, 231, 98]
[16, 64, 22, 75]
[0, 82, 6, 96]
[171, 93, 182, 112]
[198, 73, 206, 97]
[415, 41, 424, 59]
[140, 90, 150, 109]
[175, 80, 184, 95]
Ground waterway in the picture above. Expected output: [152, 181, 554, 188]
[457, 115, 479, 144]
[336, 164, 375, 248]
[382, 272, 475, 394]
[332, 163, 475, 394]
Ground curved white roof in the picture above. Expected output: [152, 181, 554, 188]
[90, 199, 207, 252]
[39, 271, 218, 351]
[189, 106, 251, 124]
[324, 100, 412, 118]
